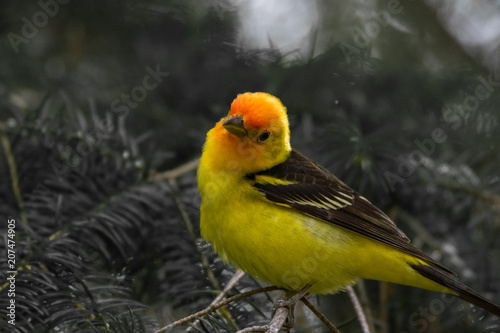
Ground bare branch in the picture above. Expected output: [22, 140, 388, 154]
[154, 286, 279, 333]
[301, 297, 341, 333]
[347, 285, 373, 333]
[214, 269, 246, 304]
[151, 158, 200, 180]
[355, 279, 376, 333]
[189, 270, 246, 331]
[236, 325, 269, 333]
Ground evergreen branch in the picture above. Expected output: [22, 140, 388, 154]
[154, 286, 280, 333]
[347, 286, 372, 333]
[1, 113, 165, 331]
[0, 122, 27, 224]
[301, 297, 341, 333]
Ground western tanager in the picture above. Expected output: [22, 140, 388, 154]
[197, 92, 500, 318]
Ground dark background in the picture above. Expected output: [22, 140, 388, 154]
[0, 1, 499, 332]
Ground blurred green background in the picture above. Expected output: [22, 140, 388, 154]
[1, 1, 499, 332]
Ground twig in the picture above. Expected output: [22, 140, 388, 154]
[347, 286, 372, 333]
[189, 270, 246, 330]
[213, 269, 246, 304]
[154, 286, 280, 333]
[301, 297, 341, 333]
[237, 326, 269, 333]
[355, 279, 376, 333]
[0, 122, 27, 224]
[151, 158, 200, 180]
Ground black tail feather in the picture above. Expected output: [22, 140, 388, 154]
[412, 264, 500, 317]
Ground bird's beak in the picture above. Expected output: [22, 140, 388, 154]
[223, 115, 247, 137]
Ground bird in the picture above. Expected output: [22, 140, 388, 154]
[197, 92, 500, 321]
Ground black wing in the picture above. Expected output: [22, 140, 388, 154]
[248, 150, 454, 275]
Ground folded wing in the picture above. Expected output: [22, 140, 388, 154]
[248, 149, 454, 275]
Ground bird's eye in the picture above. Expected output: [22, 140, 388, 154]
[259, 131, 271, 142]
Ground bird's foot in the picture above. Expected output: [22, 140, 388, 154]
[272, 284, 313, 331]
[272, 299, 296, 331]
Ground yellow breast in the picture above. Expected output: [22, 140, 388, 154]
[198, 165, 360, 294]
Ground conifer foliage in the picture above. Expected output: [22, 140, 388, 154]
[0, 104, 270, 332]
[1, 1, 500, 332]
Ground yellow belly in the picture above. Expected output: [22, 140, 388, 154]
[199, 176, 449, 295]
[202, 196, 351, 293]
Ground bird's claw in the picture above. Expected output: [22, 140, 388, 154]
[272, 299, 297, 331]
[272, 285, 313, 331]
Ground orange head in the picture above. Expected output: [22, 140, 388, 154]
[201, 92, 291, 175]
